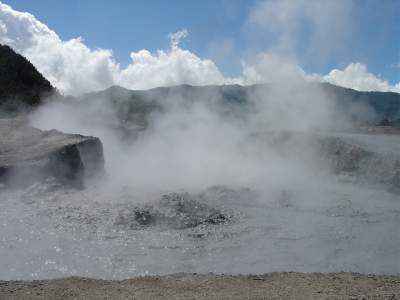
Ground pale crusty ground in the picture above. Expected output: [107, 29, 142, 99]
[0, 272, 399, 299]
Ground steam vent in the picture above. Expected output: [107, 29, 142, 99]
[1, 2, 400, 298]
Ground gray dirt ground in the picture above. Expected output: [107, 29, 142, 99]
[1, 272, 399, 299]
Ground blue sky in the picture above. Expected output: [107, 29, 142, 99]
[1, 0, 399, 88]
[2, 0, 251, 75]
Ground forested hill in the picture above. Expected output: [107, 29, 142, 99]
[0, 44, 55, 111]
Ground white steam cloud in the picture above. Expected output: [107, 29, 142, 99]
[0, 1, 398, 96]
[248, 0, 353, 62]
[1, 1, 399, 280]
[240, 52, 318, 85]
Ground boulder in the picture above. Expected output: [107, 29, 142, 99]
[0, 118, 104, 187]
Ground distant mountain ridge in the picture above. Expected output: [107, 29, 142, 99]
[80, 82, 400, 129]
[0, 43, 399, 127]
[318, 82, 400, 126]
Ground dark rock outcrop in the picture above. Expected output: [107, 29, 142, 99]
[0, 44, 56, 112]
[159, 192, 230, 228]
[115, 191, 231, 230]
[0, 118, 104, 187]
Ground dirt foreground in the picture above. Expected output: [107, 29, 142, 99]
[0, 272, 399, 299]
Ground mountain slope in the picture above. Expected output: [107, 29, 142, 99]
[318, 82, 400, 125]
[0, 44, 56, 111]
[78, 83, 400, 132]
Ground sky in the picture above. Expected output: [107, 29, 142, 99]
[0, 0, 399, 96]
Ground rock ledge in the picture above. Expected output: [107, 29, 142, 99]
[0, 118, 104, 187]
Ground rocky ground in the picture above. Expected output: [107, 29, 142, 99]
[1, 272, 399, 299]
[1, 42, 400, 300]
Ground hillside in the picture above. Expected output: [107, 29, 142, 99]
[319, 82, 400, 126]
[1, 42, 399, 127]
[0, 44, 56, 111]
[75, 83, 400, 134]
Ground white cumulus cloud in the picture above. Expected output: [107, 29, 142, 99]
[0, 2, 398, 95]
[117, 29, 227, 90]
[324, 63, 400, 93]
[0, 3, 226, 95]
[0, 2, 118, 95]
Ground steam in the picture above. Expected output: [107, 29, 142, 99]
[2, 1, 400, 280]
[1, 0, 394, 195]
[247, 0, 354, 62]
[240, 52, 314, 85]
[29, 81, 344, 198]
[169, 29, 189, 50]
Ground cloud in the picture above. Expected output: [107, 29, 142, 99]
[0, 2, 118, 95]
[245, 0, 399, 92]
[117, 29, 227, 90]
[324, 63, 400, 93]
[0, 2, 398, 95]
[0, 3, 226, 95]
